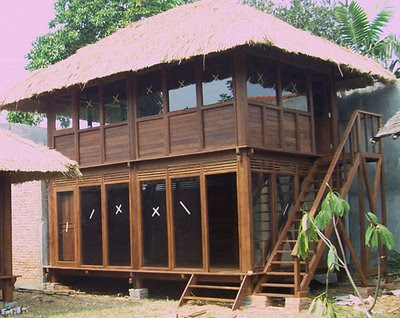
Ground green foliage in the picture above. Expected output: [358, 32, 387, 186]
[309, 292, 337, 318]
[335, 1, 400, 76]
[365, 212, 395, 250]
[315, 190, 350, 230]
[297, 212, 319, 260]
[245, 0, 340, 42]
[6, 111, 45, 126]
[27, 0, 193, 71]
[327, 246, 340, 272]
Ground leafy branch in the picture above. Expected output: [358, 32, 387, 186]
[297, 186, 394, 317]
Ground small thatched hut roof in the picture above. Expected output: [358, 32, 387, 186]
[0, 0, 396, 111]
[374, 111, 400, 140]
[0, 128, 81, 183]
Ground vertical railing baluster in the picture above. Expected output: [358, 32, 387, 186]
[363, 114, 369, 153]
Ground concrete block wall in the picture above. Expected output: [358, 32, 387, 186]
[338, 80, 400, 256]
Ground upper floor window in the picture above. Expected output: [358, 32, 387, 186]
[281, 66, 308, 112]
[167, 63, 196, 112]
[104, 79, 127, 124]
[247, 56, 277, 106]
[202, 55, 233, 106]
[54, 94, 73, 130]
[138, 71, 163, 117]
[79, 86, 100, 129]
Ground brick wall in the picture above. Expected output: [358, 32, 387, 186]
[11, 181, 44, 289]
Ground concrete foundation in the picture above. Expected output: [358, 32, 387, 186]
[129, 288, 148, 299]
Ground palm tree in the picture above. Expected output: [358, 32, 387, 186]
[335, 1, 400, 77]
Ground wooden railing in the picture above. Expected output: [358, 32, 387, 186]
[291, 110, 382, 294]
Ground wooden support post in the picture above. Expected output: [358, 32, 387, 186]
[0, 175, 14, 301]
[233, 48, 248, 147]
[237, 150, 253, 272]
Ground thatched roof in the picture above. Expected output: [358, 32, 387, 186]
[0, 0, 396, 111]
[374, 111, 400, 140]
[0, 128, 81, 183]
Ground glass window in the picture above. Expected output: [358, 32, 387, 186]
[55, 94, 73, 130]
[104, 80, 127, 124]
[57, 191, 75, 262]
[281, 66, 308, 112]
[79, 86, 100, 129]
[202, 55, 233, 105]
[167, 63, 196, 112]
[251, 173, 272, 268]
[172, 177, 202, 268]
[80, 186, 102, 265]
[138, 72, 163, 117]
[107, 184, 130, 266]
[247, 57, 277, 105]
[140, 180, 168, 267]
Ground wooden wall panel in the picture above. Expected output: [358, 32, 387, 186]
[138, 118, 165, 158]
[298, 115, 312, 153]
[283, 112, 296, 151]
[169, 112, 198, 153]
[54, 134, 76, 160]
[264, 108, 280, 148]
[248, 105, 263, 147]
[79, 130, 101, 166]
[203, 105, 235, 148]
[105, 125, 129, 162]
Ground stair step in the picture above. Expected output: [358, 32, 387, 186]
[183, 296, 235, 303]
[189, 284, 240, 291]
[271, 260, 306, 265]
[255, 292, 294, 298]
[261, 283, 295, 288]
[266, 271, 307, 276]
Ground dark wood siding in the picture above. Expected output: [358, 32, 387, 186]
[169, 112, 198, 153]
[54, 134, 75, 160]
[105, 125, 129, 162]
[137, 117, 165, 157]
[203, 104, 235, 148]
[79, 130, 101, 166]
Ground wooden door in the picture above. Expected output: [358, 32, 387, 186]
[57, 191, 75, 262]
[313, 81, 335, 154]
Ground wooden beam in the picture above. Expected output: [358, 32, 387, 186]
[233, 48, 249, 146]
[0, 175, 13, 301]
[337, 220, 368, 286]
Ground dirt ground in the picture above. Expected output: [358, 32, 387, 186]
[9, 281, 400, 318]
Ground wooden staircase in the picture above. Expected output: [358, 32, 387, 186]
[178, 274, 251, 310]
[254, 110, 379, 299]
[177, 110, 383, 310]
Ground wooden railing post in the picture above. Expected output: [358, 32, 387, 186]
[294, 256, 300, 296]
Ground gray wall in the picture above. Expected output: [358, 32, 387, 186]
[338, 80, 400, 255]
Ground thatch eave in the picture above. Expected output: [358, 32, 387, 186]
[0, 128, 81, 183]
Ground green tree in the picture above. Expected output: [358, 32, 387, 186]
[27, 0, 193, 71]
[244, 0, 340, 42]
[6, 111, 45, 126]
[335, 1, 400, 76]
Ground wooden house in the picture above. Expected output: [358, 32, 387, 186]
[0, 0, 395, 309]
[0, 129, 80, 302]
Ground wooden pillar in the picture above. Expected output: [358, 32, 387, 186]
[237, 151, 253, 272]
[233, 48, 249, 147]
[0, 174, 14, 301]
